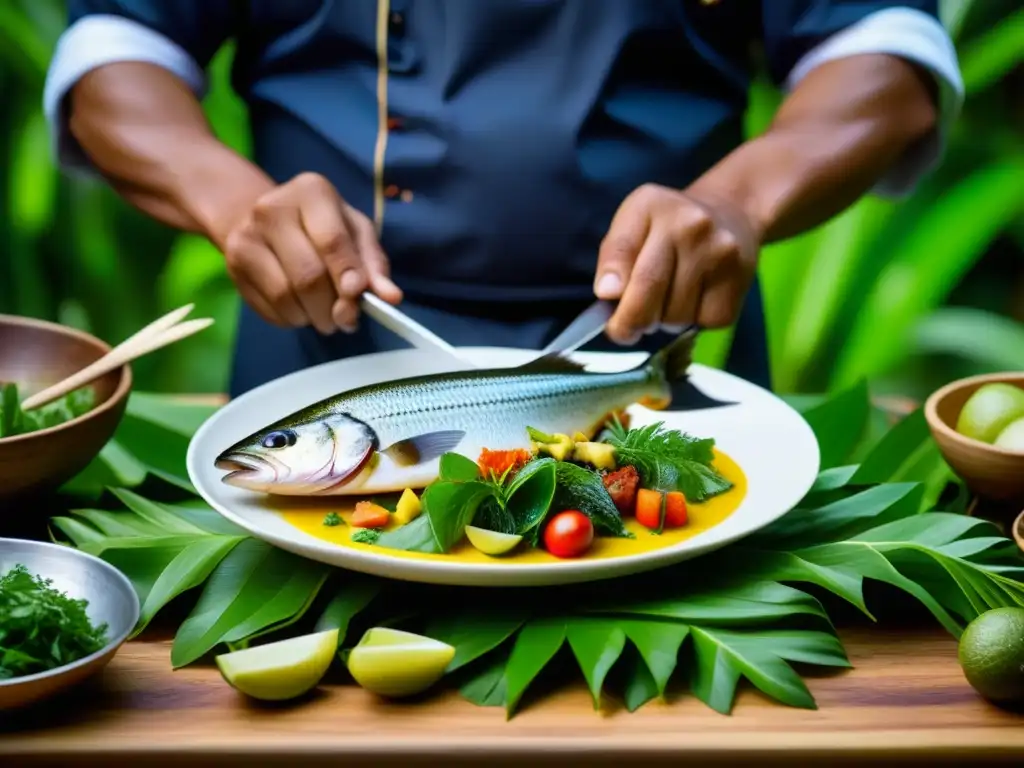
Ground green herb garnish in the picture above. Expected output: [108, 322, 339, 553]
[322, 512, 343, 527]
[0, 382, 97, 439]
[0, 564, 109, 680]
[351, 529, 381, 545]
[603, 418, 732, 502]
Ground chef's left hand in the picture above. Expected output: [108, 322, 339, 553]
[594, 184, 761, 344]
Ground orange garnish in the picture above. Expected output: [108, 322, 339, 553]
[478, 448, 532, 478]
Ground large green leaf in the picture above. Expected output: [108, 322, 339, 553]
[170, 540, 330, 667]
[912, 307, 1024, 372]
[503, 619, 566, 716]
[797, 380, 871, 469]
[688, 627, 847, 714]
[958, 7, 1024, 93]
[832, 157, 1024, 390]
[565, 618, 627, 707]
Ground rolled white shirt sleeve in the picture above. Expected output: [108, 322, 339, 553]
[785, 7, 965, 199]
[43, 14, 207, 177]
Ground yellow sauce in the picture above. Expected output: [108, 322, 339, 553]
[277, 449, 747, 563]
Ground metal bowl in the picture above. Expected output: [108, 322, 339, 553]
[0, 537, 140, 710]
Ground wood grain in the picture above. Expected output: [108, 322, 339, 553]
[2, 627, 1022, 767]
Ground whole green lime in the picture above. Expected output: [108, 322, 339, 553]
[956, 383, 1024, 444]
[958, 607, 1024, 704]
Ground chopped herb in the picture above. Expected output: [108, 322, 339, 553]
[0, 382, 97, 439]
[603, 419, 733, 502]
[351, 528, 382, 545]
[0, 564, 109, 680]
[322, 512, 343, 527]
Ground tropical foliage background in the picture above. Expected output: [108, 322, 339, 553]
[0, 0, 1021, 398]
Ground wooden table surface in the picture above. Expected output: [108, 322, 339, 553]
[2, 625, 1022, 767]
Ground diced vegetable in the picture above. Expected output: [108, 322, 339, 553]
[322, 512, 342, 527]
[394, 489, 422, 525]
[635, 489, 663, 530]
[572, 441, 617, 470]
[635, 489, 688, 531]
[527, 427, 575, 461]
[603, 466, 640, 515]
[352, 501, 391, 528]
[542, 510, 594, 558]
[664, 491, 688, 527]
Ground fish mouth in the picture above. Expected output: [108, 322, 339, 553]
[215, 452, 269, 485]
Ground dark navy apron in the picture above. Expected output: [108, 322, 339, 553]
[67, 0, 940, 398]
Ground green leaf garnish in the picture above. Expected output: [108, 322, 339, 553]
[0, 564, 110, 680]
[0, 381, 97, 439]
[350, 528, 381, 545]
[603, 419, 733, 502]
[323, 512, 343, 527]
[504, 458, 557, 536]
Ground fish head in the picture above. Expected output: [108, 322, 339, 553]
[214, 412, 377, 494]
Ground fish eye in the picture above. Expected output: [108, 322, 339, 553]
[261, 430, 297, 449]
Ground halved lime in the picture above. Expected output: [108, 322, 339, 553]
[215, 627, 338, 701]
[956, 383, 1024, 444]
[958, 607, 1024, 704]
[465, 525, 523, 556]
[994, 416, 1024, 452]
[346, 627, 455, 698]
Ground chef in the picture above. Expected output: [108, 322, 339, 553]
[44, 1, 962, 396]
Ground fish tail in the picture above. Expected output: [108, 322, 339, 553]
[642, 329, 697, 384]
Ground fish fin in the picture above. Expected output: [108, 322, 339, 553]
[383, 430, 466, 466]
[517, 352, 587, 373]
[643, 327, 698, 382]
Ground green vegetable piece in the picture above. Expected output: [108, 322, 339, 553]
[439, 452, 480, 483]
[351, 529, 381, 545]
[554, 462, 632, 539]
[505, 458, 557, 537]
[323, 512, 343, 527]
[0, 563, 109, 680]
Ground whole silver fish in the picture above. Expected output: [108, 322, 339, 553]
[214, 333, 695, 496]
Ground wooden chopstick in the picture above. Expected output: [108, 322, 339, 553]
[21, 305, 214, 411]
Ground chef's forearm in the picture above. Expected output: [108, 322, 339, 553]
[68, 62, 273, 247]
[685, 54, 938, 244]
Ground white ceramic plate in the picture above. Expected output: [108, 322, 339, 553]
[187, 347, 819, 587]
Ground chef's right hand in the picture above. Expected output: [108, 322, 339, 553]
[216, 172, 402, 335]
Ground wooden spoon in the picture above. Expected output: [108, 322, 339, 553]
[20, 304, 213, 411]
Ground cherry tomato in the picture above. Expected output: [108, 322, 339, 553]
[543, 510, 594, 558]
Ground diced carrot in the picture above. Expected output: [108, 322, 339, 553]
[352, 501, 391, 528]
[603, 465, 640, 515]
[664, 491, 688, 528]
[635, 489, 663, 530]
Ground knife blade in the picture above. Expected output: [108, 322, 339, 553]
[539, 299, 617, 356]
[359, 292, 477, 367]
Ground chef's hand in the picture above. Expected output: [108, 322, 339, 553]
[216, 172, 402, 335]
[594, 184, 761, 344]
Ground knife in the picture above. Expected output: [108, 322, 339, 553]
[359, 292, 477, 367]
[539, 299, 617, 356]
[540, 299, 700, 357]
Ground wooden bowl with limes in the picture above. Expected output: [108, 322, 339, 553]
[925, 372, 1024, 504]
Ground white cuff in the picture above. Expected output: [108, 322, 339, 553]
[785, 7, 965, 199]
[43, 14, 207, 177]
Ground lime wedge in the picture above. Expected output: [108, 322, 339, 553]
[346, 627, 455, 698]
[994, 416, 1024, 452]
[465, 525, 522, 556]
[215, 627, 338, 701]
[956, 383, 1024, 443]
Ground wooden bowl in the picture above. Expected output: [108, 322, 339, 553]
[924, 372, 1024, 504]
[1014, 510, 1023, 556]
[0, 314, 131, 501]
